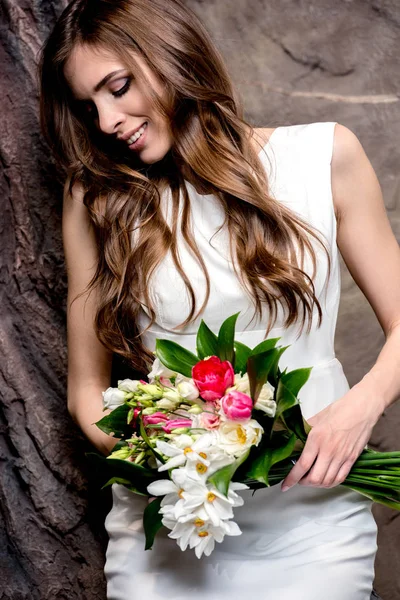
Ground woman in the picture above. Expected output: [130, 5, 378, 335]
[38, 0, 400, 598]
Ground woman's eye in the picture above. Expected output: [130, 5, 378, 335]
[112, 77, 131, 98]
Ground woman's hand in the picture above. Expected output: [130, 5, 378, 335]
[280, 381, 385, 492]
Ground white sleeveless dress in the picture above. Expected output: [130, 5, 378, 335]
[103, 122, 378, 599]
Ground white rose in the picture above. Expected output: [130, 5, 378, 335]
[254, 382, 276, 417]
[232, 372, 251, 394]
[216, 419, 263, 456]
[118, 379, 141, 393]
[148, 357, 177, 381]
[177, 380, 200, 401]
[102, 387, 126, 410]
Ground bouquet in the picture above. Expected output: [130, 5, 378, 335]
[86, 313, 400, 558]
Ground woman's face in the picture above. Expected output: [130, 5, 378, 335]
[63, 44, 174, 164]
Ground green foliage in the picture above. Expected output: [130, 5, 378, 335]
[85, 452, 164, 495]
[155, 339, 199, 378]
[233, 340, 252, 374]
[207, 449, 251, 497]
[94, 404, 133, 439]
[245, 433, 296, 486]
[196, 320, 219, 359]
[143, 497, 164, 550]
[217, 312, 240, 365]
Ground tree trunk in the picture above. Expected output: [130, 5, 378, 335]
[1, 0, 399, 598]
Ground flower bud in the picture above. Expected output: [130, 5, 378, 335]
[118, 379, 141, 393]
[156, 398, 179, 410]
[102, 387, 126, 410]
[137, 383, 163, 398]
[162, 388, 181, 402]
[142, 407, 159, 415]
[107, 446, 132, 460]
[187, 405, 203, 414]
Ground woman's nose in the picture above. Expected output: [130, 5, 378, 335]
[96, 104, 125, 135]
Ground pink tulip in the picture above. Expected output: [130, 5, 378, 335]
[161, 418, 192, 433]
[192, 356, 234, 401]
[221, 390, 253, 421]
[142, 412, 169, 426]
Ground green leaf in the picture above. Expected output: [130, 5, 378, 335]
[245, 433, 297, 486]
[143, 496, 164, 550]
[101, 476, 136, 490]
[340, 481, 400, 511]
[139, 417, 166, 464]
[247, 348, 280, 404]
[207, 448, 251, 497]
[233, 341, 252, 374]
[267, 345, 290, 387]
[196, 320, 219, 359]
[250, 338, 281, 355]
[85, 452, 159, 495]
[280, 403, 310, 444]
[280, 368, 312, 397]
[275, 378, 299, 418]
[155, 339, 199, 378]
[94, 404, 133, 439]
[217, 312, 240, 365]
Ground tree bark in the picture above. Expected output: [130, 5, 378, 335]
[1, 0, 399, 598]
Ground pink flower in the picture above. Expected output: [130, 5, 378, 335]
[221, 390, 253, 421]
[142, 412, 169, 426]
[161, 418, 192, 433]
[129, 406, 142, 428]
[199, 402, 221, 430]
[159, 376, 174, 388]
[192, 356, 234, 401]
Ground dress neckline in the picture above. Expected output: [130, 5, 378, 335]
[184, 126, 282, 197]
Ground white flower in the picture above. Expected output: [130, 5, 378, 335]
[155, 397, 179, 410]
[146, 467, 190, 507]
[117, 379, 141, 393]
[176, 379, 200, 401]
[155, 432, 216, 472]
[166, 514, 242, 558]
[148, 357, 177, 381]
[102, 387, 126, 410]
[230, 372, 251, 394]
[167, 478, 248, 526]
[216, 419, 263, 456]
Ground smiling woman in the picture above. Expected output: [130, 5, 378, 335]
[63, 44, 174, 162]
[36, 0, 400, 599]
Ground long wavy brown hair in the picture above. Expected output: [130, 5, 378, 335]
[38, 0, 331, 375]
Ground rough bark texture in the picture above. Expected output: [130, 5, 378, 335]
[0, 0, 398, 598]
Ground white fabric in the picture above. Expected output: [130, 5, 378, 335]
[104, 122, 378, 599]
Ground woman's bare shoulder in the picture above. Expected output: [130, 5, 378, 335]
[252, 127, 278, 151]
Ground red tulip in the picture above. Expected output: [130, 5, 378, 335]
[192, 356, 234, 401]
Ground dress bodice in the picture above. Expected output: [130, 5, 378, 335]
[137, 122, 339, 375]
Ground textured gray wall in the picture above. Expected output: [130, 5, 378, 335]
[0, 0, 398, 598]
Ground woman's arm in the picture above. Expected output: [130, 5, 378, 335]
[281, 123, 400, 491]
[62, 178, 121, 457]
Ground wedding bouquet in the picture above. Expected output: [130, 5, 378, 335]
[86, 313, 400, 558]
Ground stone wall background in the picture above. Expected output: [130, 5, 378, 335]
[0, 0, 398, 598]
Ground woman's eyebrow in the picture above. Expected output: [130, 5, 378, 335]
[93, 69, 126, 92]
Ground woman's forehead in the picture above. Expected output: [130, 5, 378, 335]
[63, 44, 127, 99]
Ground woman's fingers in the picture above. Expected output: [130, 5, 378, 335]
[281, 438, 318, 491]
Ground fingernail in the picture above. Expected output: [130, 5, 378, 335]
[281, 485, 290, 492]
